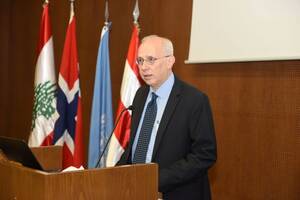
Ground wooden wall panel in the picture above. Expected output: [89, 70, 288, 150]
[0, 0, 299, 199]
[0, 0, 11, 136]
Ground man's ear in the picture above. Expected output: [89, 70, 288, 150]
[167, 56, 175, 69]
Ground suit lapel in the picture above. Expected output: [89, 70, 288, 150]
[151, 78, 182, 160]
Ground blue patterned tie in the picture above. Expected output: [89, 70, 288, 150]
[133, 92, 158, 163]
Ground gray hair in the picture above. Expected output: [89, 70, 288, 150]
[141, 35, 174, 56]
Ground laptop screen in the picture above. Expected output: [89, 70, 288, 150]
[0, 136, 43, 170]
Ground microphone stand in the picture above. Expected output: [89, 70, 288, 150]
[95, 105, 134, 168]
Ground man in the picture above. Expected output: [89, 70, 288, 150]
[117, 35, 217, 200]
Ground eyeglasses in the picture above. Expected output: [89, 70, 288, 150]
[136, 55, 171, 66]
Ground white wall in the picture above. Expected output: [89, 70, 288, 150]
[187, 0, 300, 63]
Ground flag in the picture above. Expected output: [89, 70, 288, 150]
[88, 22, 113, 168]
[53, 2, 84, 169]
[28, 2, 58, 147]
[106, 24, 142, 167]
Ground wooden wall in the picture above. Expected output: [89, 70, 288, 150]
[0, 0, 299, 199]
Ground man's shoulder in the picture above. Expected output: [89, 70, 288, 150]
[175, 76, 207, 99]
[136, 84, 149, 95]
[133, 85, 149, 103]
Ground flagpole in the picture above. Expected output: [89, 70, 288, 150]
[88, 0, 113, 168]
[105, 0, 142, 167]
[53, 0, 84, 169]
[29, 0, 57, 147]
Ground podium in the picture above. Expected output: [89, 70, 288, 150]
[0, 147, 158, 200]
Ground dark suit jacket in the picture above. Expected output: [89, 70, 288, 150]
[118, 76, 217, 200]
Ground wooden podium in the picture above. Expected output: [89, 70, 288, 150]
[0, 147, 158, 200]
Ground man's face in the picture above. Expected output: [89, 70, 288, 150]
[137, 39, 173, 90]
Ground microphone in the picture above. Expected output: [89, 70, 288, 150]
[95, 105, 135, 168]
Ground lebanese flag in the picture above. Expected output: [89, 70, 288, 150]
[28, 2, 58, 147]
[53, 2, 84, 169]
[106, 25, 142, 167]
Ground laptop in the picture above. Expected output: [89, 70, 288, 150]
[0, 136, 43, 170]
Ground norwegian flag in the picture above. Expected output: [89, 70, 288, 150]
[28, 2, 58, 147]
[53, 1, 84, 169]
[106, 24, 142, 167]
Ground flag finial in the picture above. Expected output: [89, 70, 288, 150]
[133, 0, 139, 24]
[105, 0, 109, 25]
[69, 0, 75, 9]
[69, 0, 75, 20]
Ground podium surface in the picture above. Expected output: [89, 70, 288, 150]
[0, 148, 158, 200]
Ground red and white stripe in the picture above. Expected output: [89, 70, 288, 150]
[28, 2, 57, 147]
[106, 25, 142, 167]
